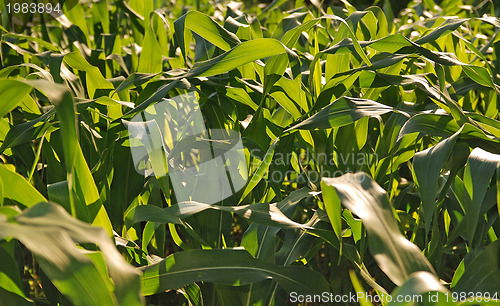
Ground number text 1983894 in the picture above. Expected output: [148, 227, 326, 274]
[5, 2, 61, 14]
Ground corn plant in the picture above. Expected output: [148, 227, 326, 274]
[1, 0, 500, 305]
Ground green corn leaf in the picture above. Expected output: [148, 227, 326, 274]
[0, 80, 33, 119]
[174, 11, 241, 61]
[92, 0, 110, 33]
[321, 180, 343, 242]
[412, 130, 460, 234]
[0, 202, 143, 306]
[225, 87, 259, 110]
[140, 248, 329, 296]
[286, 96, 393, 131]
[2, 33, 59, 52]
[137, 27, 163, 73]
[125, 199, 311, 230]
[0, 164, 46, 208]
[322, 172, 436, 286]
[414, 18, 467, 45]
[0, 240, 32, 305]
[10, 80, 113, 234]
[0, 109, 55, 154]
[462, 65, 498, 91]
[63, 52, 114, 99]
[239, 137, 278, 203]
[397, 114, 500, 152]
[453, 240, 500, 294]
[184, 39, 291, 78]
[388, 272, 449, 305]
[462, 148, 500, 247]
[242, 188, 313, 259]
[112, 73, 160, 96]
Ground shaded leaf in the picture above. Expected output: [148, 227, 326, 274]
[140, 248, 329, 296]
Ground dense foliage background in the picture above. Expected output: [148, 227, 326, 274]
[1, 0, 500, 305]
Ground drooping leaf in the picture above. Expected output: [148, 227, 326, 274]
[184, 39, 291, 78]
[388, 272, 449, 306]
[140, 248, 329, 296]
[126, 199, 311, 230]
[322, 172, 436, 286]
[174, 11, 241, 61]
[63, 52, 114, 99]
[9, 80, 113, 233]
[287, 96, 393, 131]
[0, 202, 143, 306]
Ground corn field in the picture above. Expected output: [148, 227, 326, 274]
[1, 0, 500, 305]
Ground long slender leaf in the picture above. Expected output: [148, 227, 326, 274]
[140, 248, 329, 296]
[0, 202, 142, 306]
[322, 172, 437, 286]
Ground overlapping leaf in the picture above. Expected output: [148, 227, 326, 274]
[322, 172, 437, 286]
